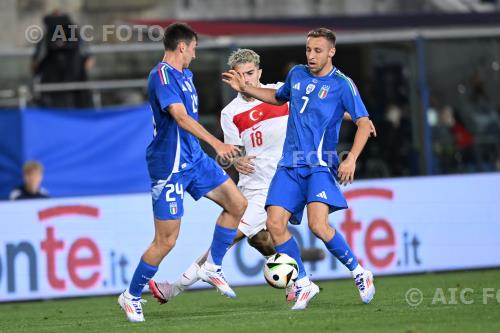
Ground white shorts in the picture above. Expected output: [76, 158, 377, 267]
[238, 187, 268, 238]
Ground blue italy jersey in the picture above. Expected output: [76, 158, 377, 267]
[146, 62, 204, 179]
[275, 65, 369, 169]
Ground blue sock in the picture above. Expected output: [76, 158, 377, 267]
[128, 258, 158, 297]
[207, 224, 237, 266]
[275, 236, 307, 279]
[324, 231, 359, 271]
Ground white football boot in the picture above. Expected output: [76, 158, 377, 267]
[291, 278, 320, 310]
[118, 290, 146, 322]
[353, 270, 375, 304]
[197, 262, 236, 298]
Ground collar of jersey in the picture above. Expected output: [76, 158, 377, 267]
[160, 61, 185, 78]
[305, 66, 337, 79]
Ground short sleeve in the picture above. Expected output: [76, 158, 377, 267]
[341, 77, 369, 121]
[221, 111, 243, 145]
[154, 73, 183, 112]
[275, 67, 295, 102]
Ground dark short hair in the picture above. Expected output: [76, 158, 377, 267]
[307, 27, 336, 46]
[162, 22, 198, 51]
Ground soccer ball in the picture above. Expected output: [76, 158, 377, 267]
[263, 253, 298, 289]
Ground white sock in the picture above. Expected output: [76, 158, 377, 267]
[205, 250, 215, 265]
[175, 262, 201, 290]
[296, 276, 311, 287]
[124, 289, 134, 299]
[351, 264, 364, 277]
[201, 260, 220, 272]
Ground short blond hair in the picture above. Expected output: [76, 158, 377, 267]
[23, 160, 43, 174]
[227, 48, 260, 69]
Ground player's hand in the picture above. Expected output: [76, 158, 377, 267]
[222, 70, 246, 92]
[215, 142, 241, 162]
[235, 156, 256, 175]
[369, 119, 377, 137]
[338, 153, 356, 186]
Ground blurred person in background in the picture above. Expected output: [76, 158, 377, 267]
[379, 104, 412, 176]
[32, 10, 94, 108]
[9, 160, 49, 200]
[432, 105, 457, 173]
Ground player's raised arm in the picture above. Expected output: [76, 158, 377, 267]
[222, 69, 285, 106]
[168, 103, 240, 160]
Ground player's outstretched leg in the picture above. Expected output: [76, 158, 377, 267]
[308, 202, 375, 304]
[149, 228, 270, 304]
[197, 179, 247, 298]
[267, 205, 320, 310]
[149, 260, 202, 304]
[118, 218, 180, 322]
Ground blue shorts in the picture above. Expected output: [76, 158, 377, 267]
[151, 155, 229, 220]
[265, 166, 348, 224]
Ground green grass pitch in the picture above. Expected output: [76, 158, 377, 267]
[1, 269, 499, 333]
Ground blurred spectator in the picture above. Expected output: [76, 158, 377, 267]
[9, 161, 49, 200]
[32, 10, 94, 108]
[453, 70, 500, 172]
[452, 111, 483, 173]
[432, 105, 458, 173]
[379, 104, 412, 176]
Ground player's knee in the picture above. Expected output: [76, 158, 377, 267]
[229, 195, 247, 218]
[266, 217, 286, 236]
[154, 236, 176, 252]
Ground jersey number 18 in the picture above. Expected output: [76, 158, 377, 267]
[250, 130, 263, 147]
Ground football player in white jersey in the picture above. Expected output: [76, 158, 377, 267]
[148, 48, 376, 304]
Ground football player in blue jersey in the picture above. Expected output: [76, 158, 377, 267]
[118, 23, 247, 322]
[223, 27, 375, 310]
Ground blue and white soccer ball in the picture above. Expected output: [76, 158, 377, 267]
[264, 253, 298, 289]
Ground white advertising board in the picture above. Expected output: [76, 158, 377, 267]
[1, 173, 499, 301]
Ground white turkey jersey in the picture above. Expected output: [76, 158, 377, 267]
[221, 83, 289, 189]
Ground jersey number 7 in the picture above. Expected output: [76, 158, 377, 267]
[299, 96, 310, 114]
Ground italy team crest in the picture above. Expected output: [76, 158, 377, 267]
[306, 83, 316, 95]
[169, 201, 178, 215]
[318, 85, 330, 99]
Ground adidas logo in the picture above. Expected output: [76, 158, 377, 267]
[293, 82, 301, 90]
[316, 191, 327, 199]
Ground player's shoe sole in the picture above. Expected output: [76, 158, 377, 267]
[286, 283, 296, 302]
[148, 280, 168, 304]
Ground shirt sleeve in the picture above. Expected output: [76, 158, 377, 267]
[220, 110, 243, 145]
[275, 67, 294, 102]
[154, 72, 183, 112]
[341, 77, 369, 121]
